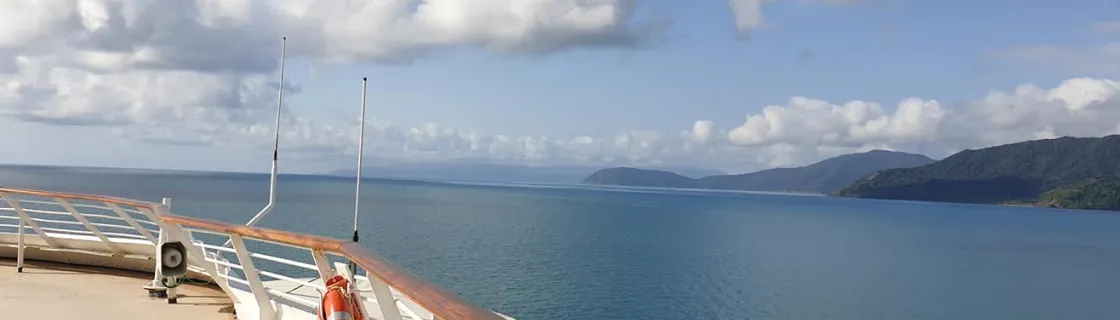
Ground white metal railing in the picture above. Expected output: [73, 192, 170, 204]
[0, 187, 510, 320]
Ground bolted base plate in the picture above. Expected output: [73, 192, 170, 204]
[144, 286, 169, 299]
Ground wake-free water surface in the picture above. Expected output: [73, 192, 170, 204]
[2, 165, 1119, 320]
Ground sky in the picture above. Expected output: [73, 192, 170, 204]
[1, 0, 1120, 174]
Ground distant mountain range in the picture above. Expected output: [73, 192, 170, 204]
[583, 150, 936, 193]
[833, 135, 1120, 211]
[324, 135, 1120, 212]
[325, 162, 725, 185]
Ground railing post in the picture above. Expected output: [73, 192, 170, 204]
[144, 198, 170, 300]
[231, 234, 277, 320]
[369, 274, 404, 320]
[145, 199, 242, 305]
[16, 218, 24, 273]
[157, 220, 240, 304]
[162, 198, 178, 304]
[311, 249, 335, 281]
[336, 262, 384, 320]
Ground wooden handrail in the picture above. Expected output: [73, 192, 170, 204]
[161, 215, 503, 320]
[160, 214, 347, 251]
[0, 187, 159, 209]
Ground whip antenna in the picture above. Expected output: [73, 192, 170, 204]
[354, 77, 368, 244]
[224, 36, 287, 246]
[347, 77, 369, 275]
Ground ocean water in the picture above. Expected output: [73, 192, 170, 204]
[2, 165, 1120, 319]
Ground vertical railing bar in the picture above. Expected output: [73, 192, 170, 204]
[146, 223, 169, 297]
[396, 299, 425, 320]
[231, 233, 277, 320]
[106, 202, 158, 244]
[311, 249, 335, 281]
[56, 198, 124, 253]
[161, 198, 177, 304]
[371, 274, 405, 320]
[337, 262, 380, 320]
[0, 193, 59, 247]
[16, 217, 24, 273]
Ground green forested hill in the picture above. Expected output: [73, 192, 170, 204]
[582, 167, 696, 188]
[692, 150, 934, 193]
[1038, 177, 1120, 210]
[833, 135, 1120, 210]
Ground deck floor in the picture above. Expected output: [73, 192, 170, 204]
[0, 258, 234, 320]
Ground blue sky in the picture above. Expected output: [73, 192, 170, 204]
[1, 0, 1119, 174]
[287, 0, 1118, 135]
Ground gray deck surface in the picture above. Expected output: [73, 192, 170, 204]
[1, 258, 234, 320]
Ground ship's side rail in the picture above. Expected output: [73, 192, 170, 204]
[0, 187, 507, 320]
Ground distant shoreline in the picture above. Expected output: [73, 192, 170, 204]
[580, 183, 828, 197]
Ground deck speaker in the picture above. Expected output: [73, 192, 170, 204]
[160, 241, 188, 277]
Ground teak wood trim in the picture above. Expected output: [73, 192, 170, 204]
[0, 187, 157, 209]
[160, 214, 345, 251]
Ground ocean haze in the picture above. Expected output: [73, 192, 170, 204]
[325, 162, 726, 184]
[2, 166, 1120, 319]
[584, 150, 936, 193]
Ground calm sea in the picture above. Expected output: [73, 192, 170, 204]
[3, 165, 1120, 319]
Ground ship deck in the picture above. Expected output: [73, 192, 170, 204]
[0, 258, 234, 320]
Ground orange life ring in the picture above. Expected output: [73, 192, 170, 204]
[318, 275, 365, 320]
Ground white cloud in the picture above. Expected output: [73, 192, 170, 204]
[195, 73, 1118, 172]
[728, 0, 766, 34]
[1, 0, 654, 68]
[726, 0, 864, 35]
[725, 97, 947, 148]
[3, 1, 1120, 174]
[0, 0, 655, 116]
[691, 77, 1120, 170]
[689, 120, 715, 145]
[1, 61, 277, 127]
[958, 78, 1120, 147]
[278, 0, 660, 61]
[0, 0, 665, 169]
